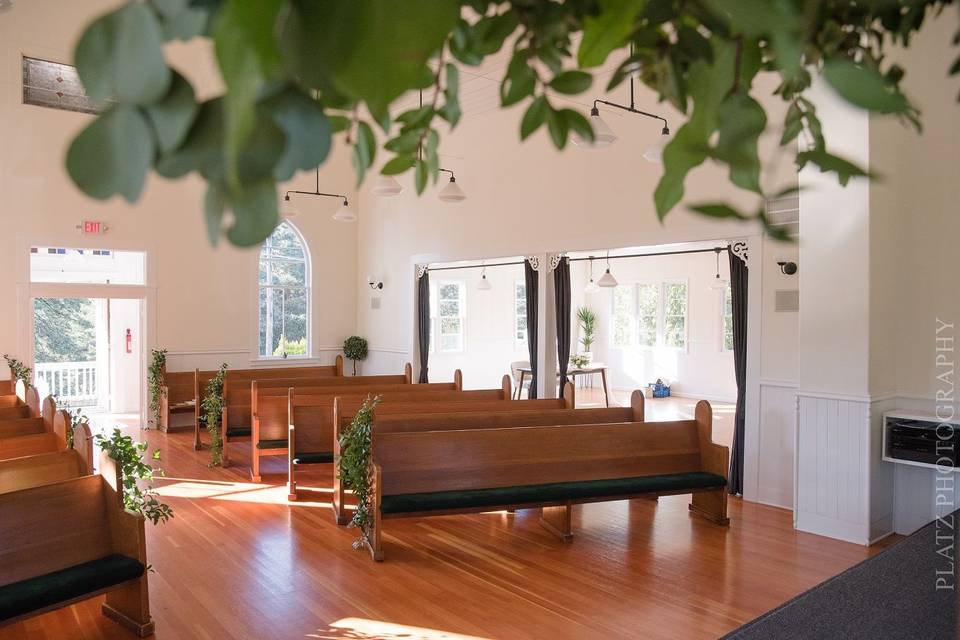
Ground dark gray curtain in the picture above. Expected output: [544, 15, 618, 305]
[524, 260, 539, 399]
[728, 249, 748, 495]
[417, 270, 430, 383]
[554, 257, 571, 397]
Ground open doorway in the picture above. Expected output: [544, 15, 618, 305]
[32, 297, 142, 419]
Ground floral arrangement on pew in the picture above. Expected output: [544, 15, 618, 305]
[68, 408, 90, 450]
[147, 349, 167, 427]
[201, 363, 228, 467]
[337, 394, 381, 549]
[3, 354, 32, 386]
[95, 428, 173, 525]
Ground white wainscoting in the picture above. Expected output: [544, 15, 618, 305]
[164, 348, 343, 373]
[795, 392, 895, 545]
[756, 381, 797, 510]
[363, 347, 412, 376]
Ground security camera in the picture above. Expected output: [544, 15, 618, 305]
[777, 261, 798, 276]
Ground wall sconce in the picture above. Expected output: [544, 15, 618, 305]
[777, 261, 798, 275]
[367, 275, 384, 290]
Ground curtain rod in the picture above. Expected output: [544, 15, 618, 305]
[427, 245, 728, 272]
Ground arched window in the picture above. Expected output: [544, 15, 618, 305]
[258, 222, 310, 358]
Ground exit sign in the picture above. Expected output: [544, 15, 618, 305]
[78, 220, 108, 234]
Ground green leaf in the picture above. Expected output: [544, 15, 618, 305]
[261, 86, 332, 182]
[439, 63, 461, 126]
[562, 109, 594, 144]
[74, 3, 172, 105]
[66, 105, 155, 203]
[688, 202, 749, 219]
[280, 0, 460, 118]
[796, 148, 870, 186]
[475, 12, 520, 55]
[225, 180, 279, 247]
[203, 181, 225, 246]
[546, 106, 570, 149]
[414, 159, 428, 194]
[151, 0, 211, 40]
[714, 92, 767, 193]
[144, 71, 198, 154]
[425, 129, 440, 181]
[520, 96, 548, 140]
[155, 98, 225, 180]
[328, 115, 351, 133]
[780, 101, 802, 146]
[578, 0, 647, 68]
[676, 25, 713, 63]
[823, 59, 909, 113]
[381, 155, 415, 176]
[352, 121, 376, 186]
[385, 130, 422, 154]
[500, 53, 536, 106]
[548, 70, 593, 95]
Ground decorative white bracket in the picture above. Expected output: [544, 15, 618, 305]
[415, 264, 429, 279]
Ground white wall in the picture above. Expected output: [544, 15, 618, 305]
[108, 298, 141, 412]
[570, 250, 737, 402]
[0, 1, 360, 389]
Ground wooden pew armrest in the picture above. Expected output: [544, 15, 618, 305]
[701, 442, 730, 481]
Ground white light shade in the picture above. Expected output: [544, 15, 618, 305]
[573, 110, 617, 148]
[477, 274, 492, 290]
[332, 200, 356, 222]
[597, 268, 618, 288]
[584, 279, 600, 294]
[439, 177, 466, 202]
[643, 132, 669, 164]
[372, 175, 403, 197]
[709, 275, 728, 291]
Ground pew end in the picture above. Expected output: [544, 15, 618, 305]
[453, 369, 463, 391]
[24, 386, 40, 417]
[688, 400, 730, 526]
[540, 505, 574, 542]
[335, 354, 345, 377]
[287, 388, 298, 501]
[562, 381, 575, 408]
[404, 362, 412, 384]
[630, 391, 645, 421]
[501, 375, 512, 400]
[41, 396, 57, 431]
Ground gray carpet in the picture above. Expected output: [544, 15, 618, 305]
[723, 511, 959, 639]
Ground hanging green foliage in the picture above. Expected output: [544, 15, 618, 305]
[147, 349, 167, 428]
[337, 394, 381, 549]
[65, 1, 959, 246]
[201, 363, 228, 466]
[67, 407, 90, 450]
[3, 354, 32, 387]
[95, 428, 174, 525]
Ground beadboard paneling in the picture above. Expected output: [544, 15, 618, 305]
[757, 382, 797, 509]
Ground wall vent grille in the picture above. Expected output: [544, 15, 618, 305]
[765, 195, 800, 237]
[775, 289, 800, 313]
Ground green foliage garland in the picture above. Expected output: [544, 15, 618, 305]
[63, 1, 958, 247]
[3, 354, 32, 386]
[576, 307, 596, 353]
[67, 408, 90, 450]
[343, 336, 369, 376]
[147, 349, 167, 428]
[201, 363, 228, 467]
[95, 428, 174, 525]
[337, 394, 381, 549]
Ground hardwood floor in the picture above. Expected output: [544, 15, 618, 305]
[0, 423, 894, 640]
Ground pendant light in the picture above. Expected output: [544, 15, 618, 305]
[572, 106, 617, 148]
[477, 263, 492, 290]
[332, 198, 356, 222]
[584, 256, 600, 293]
[709, 247, 727, 290]
[438, 169, 466, 202]
[597, 252, 618, 288]
[642, 125, 671, 164]
[372, 175, 403, 196]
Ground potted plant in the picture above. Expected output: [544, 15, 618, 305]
[343, 336, 369, 376]
[576, 307, 596, 362]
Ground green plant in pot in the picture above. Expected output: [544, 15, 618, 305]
[343, 336, 369, 376]
[577, 307, 596, 362]
[3, 354, 32, 386]
[147, 349, 167, 427]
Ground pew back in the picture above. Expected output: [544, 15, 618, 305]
[0, 448, 91, 494]
[0, 417, 45, 439]
[374, 419, 704, 496]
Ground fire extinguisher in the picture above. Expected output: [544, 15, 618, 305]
[125, 329, 132, 354]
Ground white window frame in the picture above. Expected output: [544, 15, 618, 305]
[660, 279, 689, 351]
[609, 279, 689, 352]
[514, 280, 528, 350]
[257, 221, 312, 360]
[435, 280, 466, 353]
[721, 283, 734, 353]
[610, 283, 638, 348]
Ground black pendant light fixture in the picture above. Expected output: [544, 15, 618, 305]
[284, 167, 354, 222]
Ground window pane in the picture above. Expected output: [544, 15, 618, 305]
[258, 222, 310, 357]
[30, 247, 146, 285]
[439, 317, 461, 335]
[439, 283, 460, 300]
[516, 315, 527, 331]
[440, 335, 462, 352]
[269, 260, 305, 286]
[665, 316, 686, 348]
[439, 299, 460, 317]
[259, 288, 284, 356]
[637, 284, 658, 347]
[724, 285, 734, 351]
[612, 285, 635, 347]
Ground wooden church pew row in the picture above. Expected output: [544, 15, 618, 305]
[245, 374, 472, 480]
[159, 369, 214, 435]
[0, 421, 94, 494]
[0, 396, 58, 440]
[0, 409, 72, 462]
[0, 452, 154, 636]
[363, 400, 727, 561]
[0, 382, 40, 421]
[220, 362, 421, 467]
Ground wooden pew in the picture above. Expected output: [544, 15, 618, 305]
[0, 421, 94, 494]
[159, 368, 214, 436]
[221, 362, 413, 466]
[0, 396, 57, 441]
[363, 400, 728, 561]
[0, 407, 72, 462]
[0, 382, 39, 421]
[0, 452, 154, 635]
[248, 372, 465, 481]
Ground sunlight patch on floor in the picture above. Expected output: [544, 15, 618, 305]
[308, 618, 490, 640]
[153, 478, 331, 507]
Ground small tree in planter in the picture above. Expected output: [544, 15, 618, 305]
[343, 336, 368, 376]
[577, 307, 596, 360]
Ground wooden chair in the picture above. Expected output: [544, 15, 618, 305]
[249, 371, 464, 481]
[0, 452, 154, 635]
[363, 400, 727, 561]
[0, 420, 94, 494]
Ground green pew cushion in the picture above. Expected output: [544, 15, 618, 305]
[380, 472, 727, 515]
[0, 554, 144, 622]
[292, 452, 333, 465]
[256, 439, 288, 450]
[226, 426, 251, 437]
